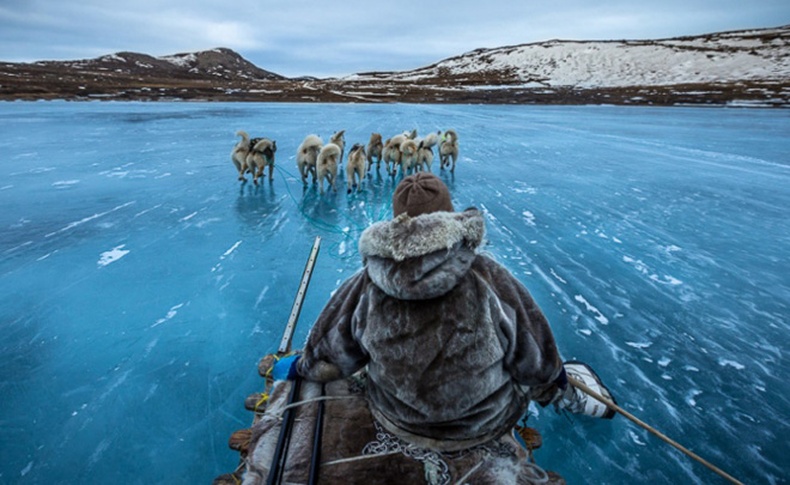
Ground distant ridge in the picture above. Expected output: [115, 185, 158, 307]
[1, 26, 788, 106]
[30, 47, 285, 82]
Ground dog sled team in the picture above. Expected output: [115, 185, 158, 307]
[232, 128, 459, 193]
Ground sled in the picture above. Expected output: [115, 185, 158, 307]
[216, 364, 566, 485]
[214, 236, 565, 484]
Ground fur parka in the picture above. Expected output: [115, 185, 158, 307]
[297, 208, 563, 450]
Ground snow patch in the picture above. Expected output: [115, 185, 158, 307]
[52, 179, 79, 188]
[221, 241, 242, 258]
[628, 430, 647, 446]
[98, 245, 129, 267]
[650, 273, 683, 286]
[623, 255, 682, 286]
[574, 294, 609, 324]
[686, 389, 702, 407]
[162, 53, 196, 68]
[180, 212, 198, 222]
[549, 268, 567, 284]
[522, 211, 536, 226]
[718, 359, 745, 370]
[513, 187, 537, 194]
[625, 341, 653, 349]
[152, 303, 185, 328]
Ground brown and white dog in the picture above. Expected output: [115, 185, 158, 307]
[366, 132, 383, 173]
[329, 130, 346, 167]
[346, 143, 366, 194]
[416, 144, 434, 172]
[296, 134, 323, 186]
[316, 143, 341, 194]
[439, 129, 459, 173]
[231, 130, 252, 182]
[246, 138, 277, 185]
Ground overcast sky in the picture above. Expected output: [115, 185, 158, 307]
[1, 1, 788, 78]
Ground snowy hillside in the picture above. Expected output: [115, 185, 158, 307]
[351, 26, 790, 89]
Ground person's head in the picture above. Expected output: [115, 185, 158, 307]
[392, 172, 454, 218]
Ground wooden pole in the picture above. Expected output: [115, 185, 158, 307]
[278, 236, 321, 355]
[568, 376, 743, 485]
[266, 236, 321, 485]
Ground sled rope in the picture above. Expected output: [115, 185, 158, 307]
[275, 165, 375, 234]
[254, 392, 270, 409]
[322, 450, 401, 466]
[273, 164, 393, 261]
[279, 394, 361, 414]
[453, 460, 484, 484]
[568, 376, 744, 485]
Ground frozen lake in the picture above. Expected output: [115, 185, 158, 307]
[1, 101, 788, 484]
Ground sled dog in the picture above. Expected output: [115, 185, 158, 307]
[439, 129, 459, 173]
[419, 130, 441, 150]
[246, 138, 277, 185]
[316, 143, 341, 194]
[399, 139, 419, 175]
[231, 130, 252, 182]
[416, 144, 434, 172]
[329, 130, 346, 166]
[366, 133, 383, 172]
[346, 143, 366, 193]
[383, 133, 407, 176]
[296, 134, 323, 186]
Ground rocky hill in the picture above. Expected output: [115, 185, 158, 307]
[1, 26, 789, 106]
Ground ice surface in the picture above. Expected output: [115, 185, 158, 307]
[1, 102, 788, 484]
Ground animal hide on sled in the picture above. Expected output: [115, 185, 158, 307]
[238, 373, 565, 485]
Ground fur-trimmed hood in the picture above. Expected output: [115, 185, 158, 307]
[359, 209, 485, 300]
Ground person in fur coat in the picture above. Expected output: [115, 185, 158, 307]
[279, 172, 571, 451]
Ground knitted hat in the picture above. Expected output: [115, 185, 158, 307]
[392, 172, 454, 217]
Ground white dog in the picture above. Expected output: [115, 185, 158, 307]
[439, 129, 459, 173]
[316, 143, 341, 194]
[329, 130, 346, 167]
[366, 132, 383, 173]
[418, 130, 441, 151]
[231, 130, 252, 182]
[346, 143, 366, 194]
[399, 139, 419, 176]
[296, 134, 323, 186]
[246, 138, 277, 185]
[382, 133, 407, 176]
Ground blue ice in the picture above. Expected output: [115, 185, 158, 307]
[1, 102, 788, 484]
